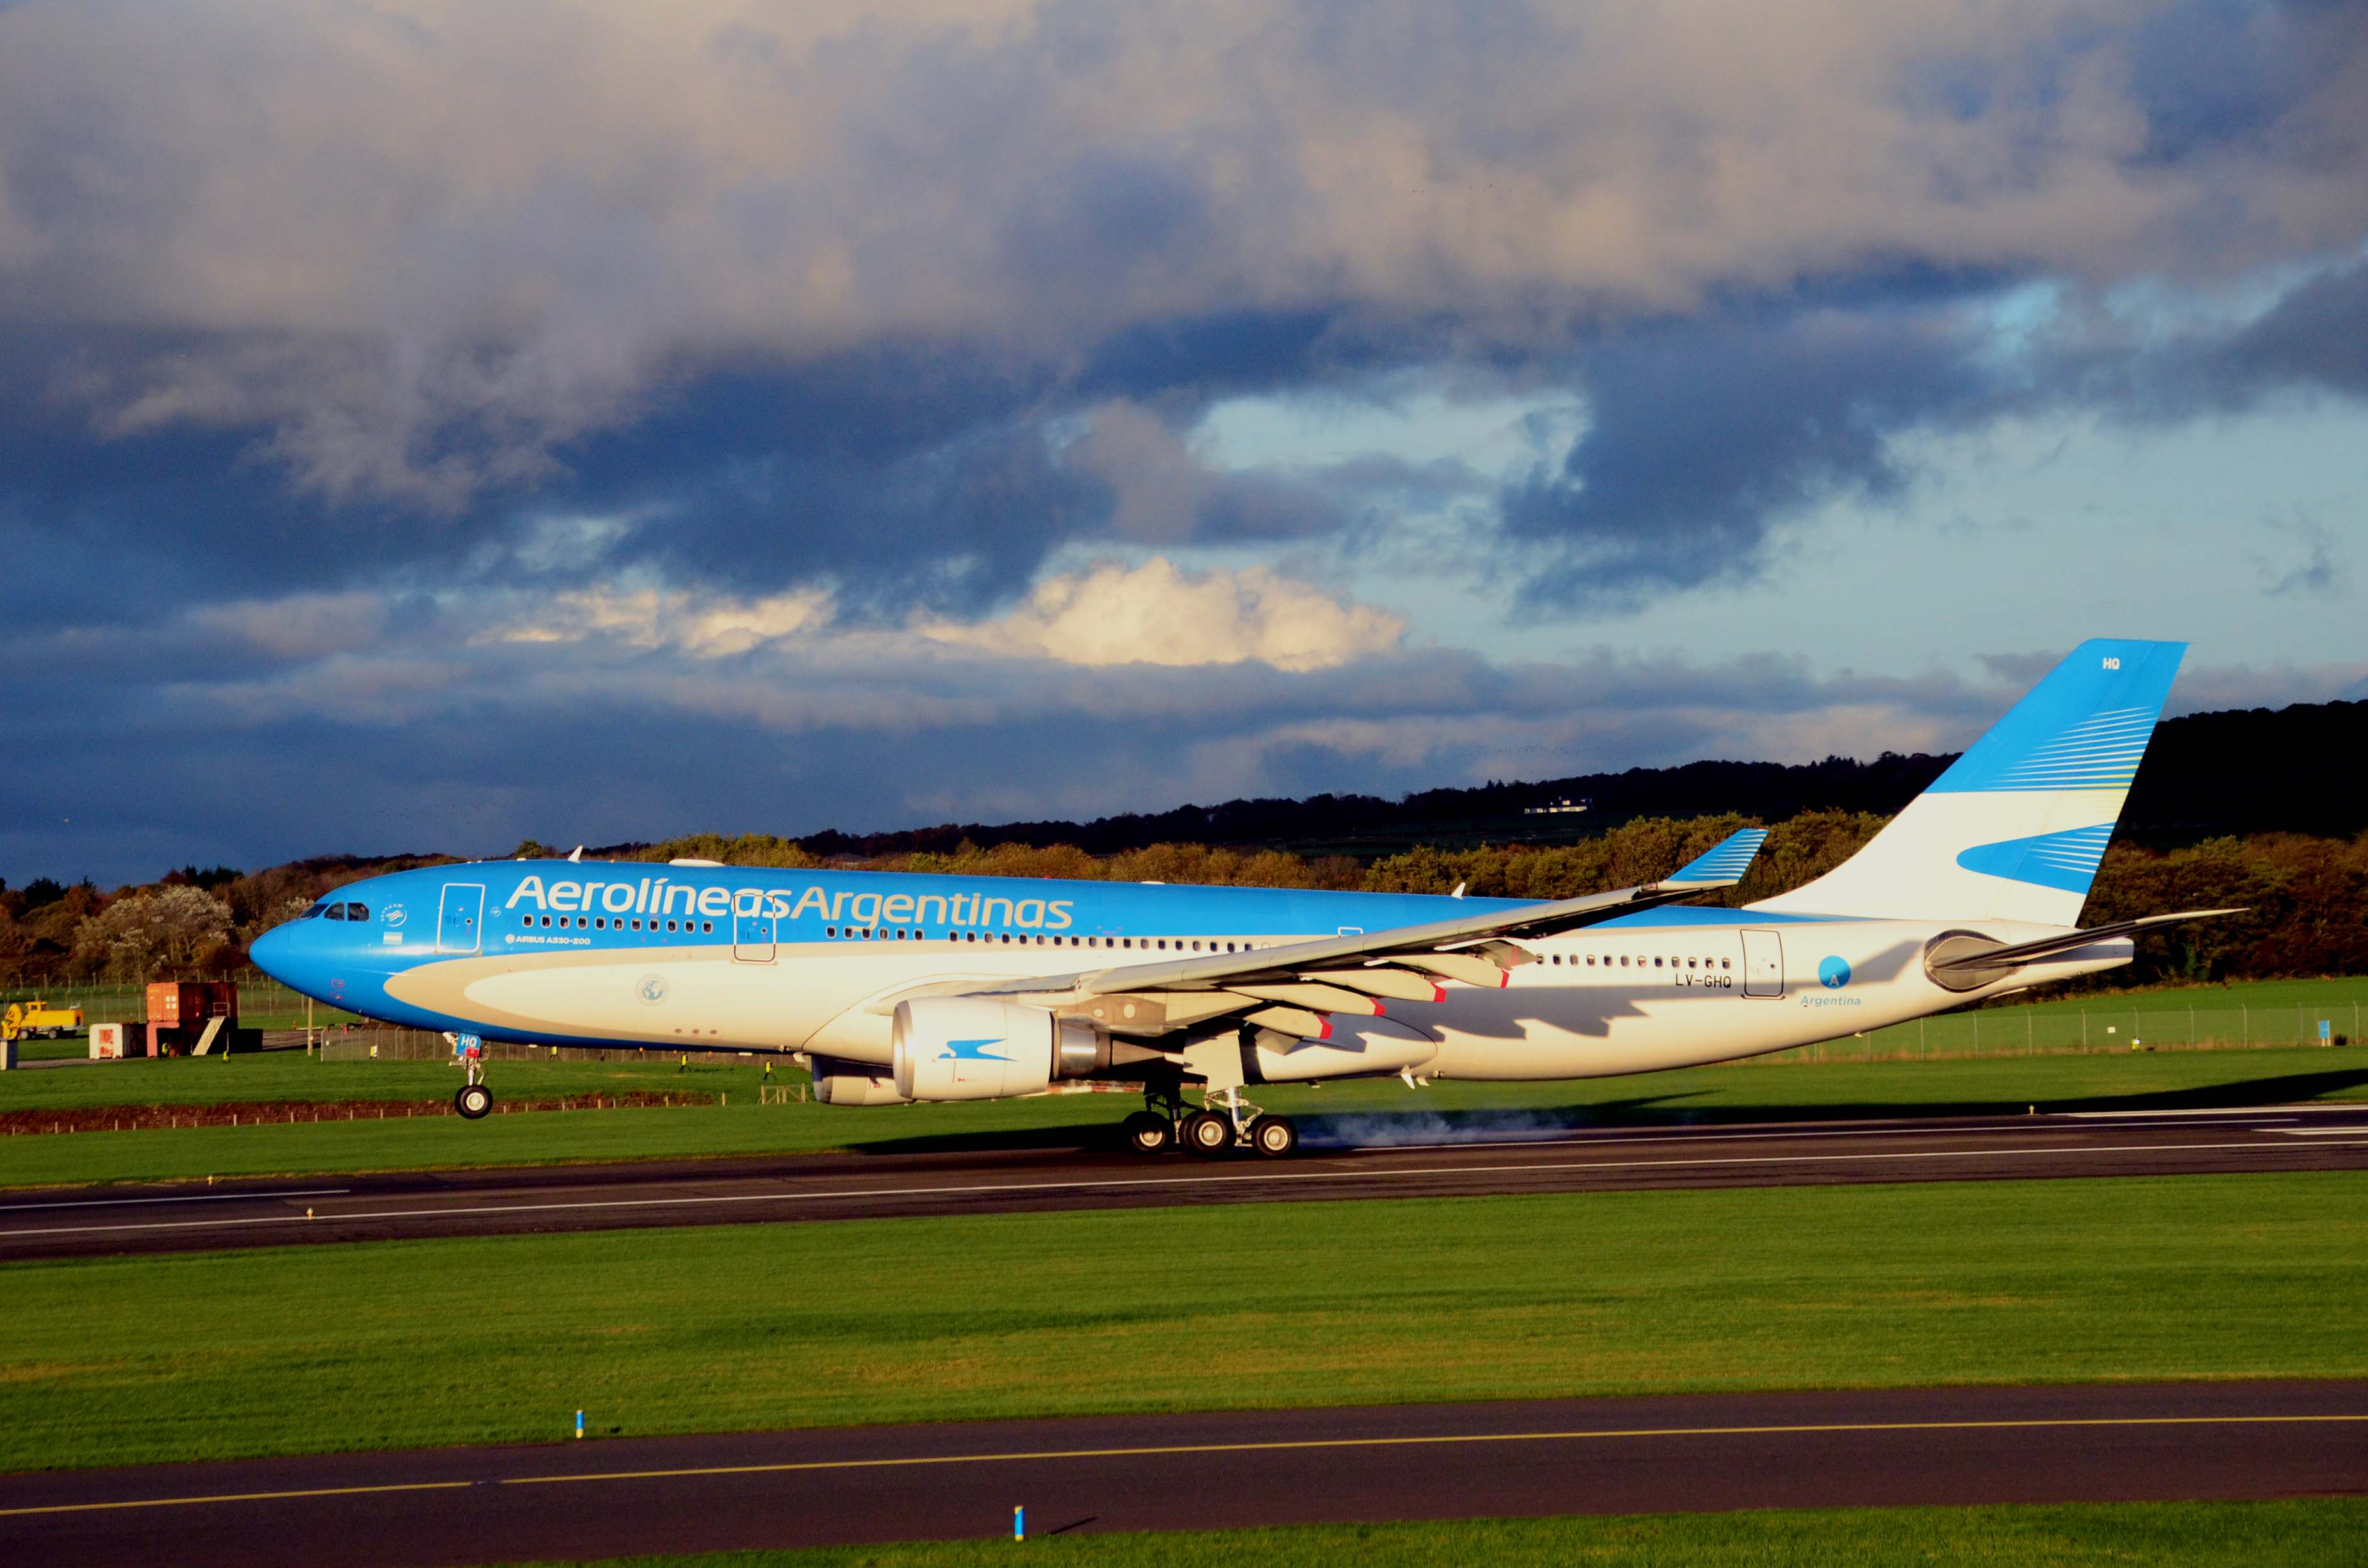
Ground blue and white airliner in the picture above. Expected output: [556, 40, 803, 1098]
[252, 639, 2228, 1156]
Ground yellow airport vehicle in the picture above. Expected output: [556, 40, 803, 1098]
[1, 999, 85, 1041]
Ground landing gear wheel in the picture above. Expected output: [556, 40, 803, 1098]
[1121, 1109, 1174, 1155]
[456, 1083, 493, 1120]
[1180, 1109, 1235, 1157]
[1249, 1115, 1299, 1158]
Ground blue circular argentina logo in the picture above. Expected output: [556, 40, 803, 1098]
[1818, 956, 1852, 990]
[636, 974, 668, 1006]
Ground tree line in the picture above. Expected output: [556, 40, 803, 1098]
[6, 817, 2364, 991]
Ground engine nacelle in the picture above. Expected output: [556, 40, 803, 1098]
[809, 1054, 910, 1106]
[892, 997, 1105, 1102]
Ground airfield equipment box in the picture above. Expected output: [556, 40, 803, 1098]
[90, 1022, 143, 1059]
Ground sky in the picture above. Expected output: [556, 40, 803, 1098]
[4, 0, 2366, 887]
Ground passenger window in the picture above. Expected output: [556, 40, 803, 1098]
[702, 921, 713, 933]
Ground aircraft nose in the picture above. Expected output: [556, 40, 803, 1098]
[249, 922, 300, 986]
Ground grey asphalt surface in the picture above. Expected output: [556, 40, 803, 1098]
[2, 1102, 2364, 1260]
[1, 1381, 2361, 1567]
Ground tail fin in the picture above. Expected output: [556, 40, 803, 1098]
[1751, 639, 2186, 925]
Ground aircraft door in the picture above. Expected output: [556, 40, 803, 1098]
[1741, 929, 1784, 998]
[437, 884, 485, 955]
[732, 895, 776, 964]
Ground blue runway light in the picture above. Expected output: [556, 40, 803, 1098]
[575, 1410, 584, 1440]
[1014, 1504, 1024, 1541]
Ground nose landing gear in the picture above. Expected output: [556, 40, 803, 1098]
[454, 1037, 493, 1119]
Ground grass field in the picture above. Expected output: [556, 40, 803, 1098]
[3, 1043, 2364, 1189]
[2, 1173, 2360, 1471]
[497, 1501, 2368, 1568]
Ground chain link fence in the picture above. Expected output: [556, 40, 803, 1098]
[1, 970, 359, 1031]
[1754, 998, 2364, 1065]
[311, 1028, 757, 1066]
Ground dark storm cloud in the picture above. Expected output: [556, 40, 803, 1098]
[2214, 259, 2368, 402]
[1496, 306, 1997, 609]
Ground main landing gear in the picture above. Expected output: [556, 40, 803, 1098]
[1122, 1083, 1298, 1159]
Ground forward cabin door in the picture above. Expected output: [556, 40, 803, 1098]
[437, 884, 485, 955]
[1741, 929, 1784, 998]
[732, 899, 776, 963]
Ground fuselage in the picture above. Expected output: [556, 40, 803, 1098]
[251, 858, 2126, 1084]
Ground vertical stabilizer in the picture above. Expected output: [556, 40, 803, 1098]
[1751, 639, 2186, 926]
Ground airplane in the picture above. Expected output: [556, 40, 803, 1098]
[251, 638, 2231, 1157]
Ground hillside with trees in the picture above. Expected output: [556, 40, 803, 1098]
[5, 698, 2364, 992]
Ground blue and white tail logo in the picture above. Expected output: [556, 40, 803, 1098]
[1753, 639, 2185, 927]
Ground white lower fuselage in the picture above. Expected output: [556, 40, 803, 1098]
[376, 914, 2124, 1084]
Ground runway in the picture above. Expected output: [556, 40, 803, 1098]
[3, 1102, 2365, 1261]
[1, 1380, 2360, 1566]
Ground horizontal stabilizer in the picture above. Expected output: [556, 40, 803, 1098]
[1927, 909, 2244, 975]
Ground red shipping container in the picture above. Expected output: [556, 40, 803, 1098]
[145, 981, 239, 1027]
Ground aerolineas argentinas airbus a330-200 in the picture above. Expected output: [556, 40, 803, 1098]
[253, 639, 2230, 1157]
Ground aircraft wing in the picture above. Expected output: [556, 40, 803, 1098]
[945, 828, 1768, 1041]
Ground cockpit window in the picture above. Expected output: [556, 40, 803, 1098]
[321, 902, 345, 921]
[343, 902, 369, 922]
[301, 900, 329, 919]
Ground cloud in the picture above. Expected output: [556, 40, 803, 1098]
[920, 556, 1406, 671]
[3, 0, 2364, 514]
[3, 2, 2367, 882]
[1501, 304, 1998, 608]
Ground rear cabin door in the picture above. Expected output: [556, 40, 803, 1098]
[732, 899, 776, 963]
[437, 884, 486, 955]
[1741, 929, 1784, 998]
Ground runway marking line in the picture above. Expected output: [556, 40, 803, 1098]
[4, 1412, 2362, 1519]
[6, 1137, 2367, 1242]
[0, 1188, 349, 1215]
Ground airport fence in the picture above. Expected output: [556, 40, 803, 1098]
[16, 979, 2365, 1070]
[0, 971, 358, 1031]
[1754, 998, 2364, 1065]
[313, 1029, 758, 1067]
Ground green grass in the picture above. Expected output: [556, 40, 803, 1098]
[0, 1050, 752, 1113]
[4, 1043, 2365, 1190]
[10, 1038, 91, 1062]
[1, 1173, 2361, 1472]
[498, 1501, 2368, 1568]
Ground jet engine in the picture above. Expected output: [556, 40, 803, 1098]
[891, 997, 1115, 1101]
